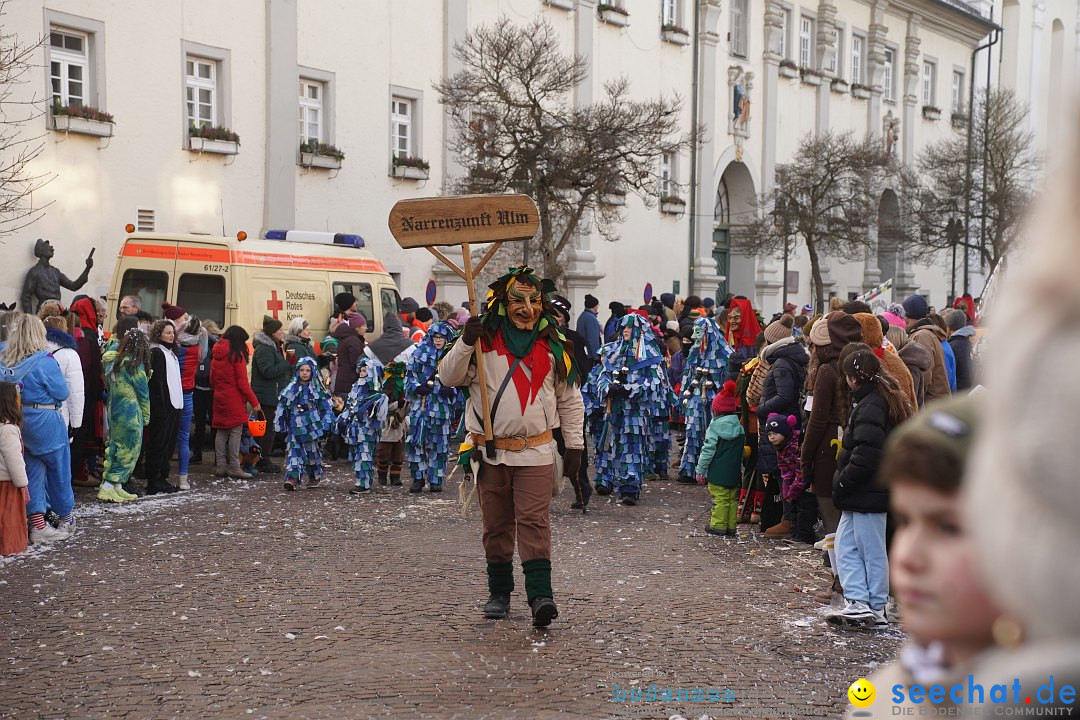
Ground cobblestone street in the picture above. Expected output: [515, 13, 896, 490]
[0, 457, 901, 719]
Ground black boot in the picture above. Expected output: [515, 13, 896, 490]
[378, 472, 389, 486]
[529, 597, 559, 628]
[409, 478, 424, 493]
[390, 473, 403, 487]
[485, 561, 514, 619]
[483, 593, 511, 619]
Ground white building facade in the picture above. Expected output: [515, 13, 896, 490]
[2, 0, 1066, 316]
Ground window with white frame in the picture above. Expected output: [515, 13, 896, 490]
[922, 61, 936, 106]
[49, 29, 88, 108]
[390, 97, 413, 160]
[730, 0, 748, 56]
[660, 152, 675, 197]
[951, 70, 964, 113]
[778, 9, 789, 59]
[186, 57, 217, 128]
[850, 35, 864, 85]
[799, 17, 813, 68]
[829, 29, 842, 75]
[298, 80, 324, 145]
[662, 0, 679, 27]
[883, 48, 895, 101]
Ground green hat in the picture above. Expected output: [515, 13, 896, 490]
[885, 393, 981, 469]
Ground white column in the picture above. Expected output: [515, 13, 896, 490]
[432, 0, 470, 296]
[261, 0, 297, 234]
[863, 1, 888, 290]
[563, 0, 604, 310]
[1029, 0, 1046, 138]
[814, 0, 837, 135]
[690, 0, 725, 298]
[902, 16, 921, 168]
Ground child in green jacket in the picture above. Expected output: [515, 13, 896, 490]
[695, 380, 745, 536]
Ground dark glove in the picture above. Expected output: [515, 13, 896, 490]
[438, 385, 457, 398]
[415, 384, 433, 396]
[462, 316, 483, 346]
[608, 384, 629, 399]
[563, 448, 582, 479]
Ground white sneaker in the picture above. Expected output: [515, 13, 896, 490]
[178, 475, 191, 490]
[813, 537, 828, 550]
[826, 599, 877, 626]
[885, 596, 902, 624]
[870, 608, 888, 626]
[57, 516, 76, 539]
[29, 524, 68, 545]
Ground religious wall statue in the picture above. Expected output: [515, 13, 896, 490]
[20, 239, 95, 312]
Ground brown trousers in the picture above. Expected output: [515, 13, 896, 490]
[375, 441, 404, 473]
[477, 462, 553, 564]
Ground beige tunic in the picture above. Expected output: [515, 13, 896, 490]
[438, 335, 584, 467]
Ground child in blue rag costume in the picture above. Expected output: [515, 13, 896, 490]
[275, 357, 335, 490]
[404, 321, 461, 493]
[339, 356, 388, 493]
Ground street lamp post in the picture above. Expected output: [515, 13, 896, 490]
[945, 218, 964, 303]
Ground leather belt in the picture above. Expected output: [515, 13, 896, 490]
[470, 429, 553, 453]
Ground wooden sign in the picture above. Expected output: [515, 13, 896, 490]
[388, 193, 539, 248]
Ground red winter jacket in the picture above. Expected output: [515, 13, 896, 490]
[177, 344, 198, 392]
[210, 340, 259, 429]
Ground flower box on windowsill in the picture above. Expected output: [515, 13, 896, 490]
[598, 5, 630, 27]
[189, 136, 239, 155]
[51, 113, 114, 138]
[922, 106, 942, 121]
[800, 68, 823, 86]
[543, 0, 574, 9]
[779, 62, 799, 79]
[299, 152, 342, 170]
[831, 79, 849, 94]
[661, 26, 690, 45]
[660, 197, 686, 215]
[851, 84, 871, 100]
[601, 192, 628, 206]
[390, 164, 427, 180]
[951, 112, 969, 129]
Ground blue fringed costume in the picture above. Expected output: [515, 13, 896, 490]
[338, 356, 388, 491]
[405, 322, 462, 492]
[678, 317, 733, 480]
[274, 357, 335, 487]
[586, 314, 673, 502]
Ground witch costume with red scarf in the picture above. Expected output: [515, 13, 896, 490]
[438, 265, 584, 629]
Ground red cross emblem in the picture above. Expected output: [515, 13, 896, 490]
[266, 290, 284, 319]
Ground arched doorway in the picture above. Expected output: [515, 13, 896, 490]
[714, 161, 756, 301]
[877, 190, 901, 286]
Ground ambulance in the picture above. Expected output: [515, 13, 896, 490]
[106, 229, 401, 342]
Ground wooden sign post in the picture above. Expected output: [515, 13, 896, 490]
[388, 193, 540, 454]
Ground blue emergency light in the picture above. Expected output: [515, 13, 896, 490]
[263, 230, 365, 247]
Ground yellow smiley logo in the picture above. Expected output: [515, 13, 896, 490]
[848, 678, 876, 708]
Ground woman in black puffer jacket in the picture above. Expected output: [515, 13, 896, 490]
[827, 349, 912, 627]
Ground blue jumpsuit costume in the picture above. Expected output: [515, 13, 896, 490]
[274, 357, 335, 484]
[586, 314, 673, 501]
[678, 317, 733, 480]
[338, 356, 388, 490]
[405, 322, 462, 490]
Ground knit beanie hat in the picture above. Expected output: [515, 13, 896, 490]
[348, 313, 367, 330]
[809, 316, 832, 347]
[262, 315, 283, 335]
[161, 302, 187, 322]
[703, 297, 716, 310]
[334, 292, 357, 314]
[710, 380, 738, 414]
[399, 297, 420, 314]
[763, 315, 794, 344]
[885, 395, 979, 481]
[765, 413, 797, 439]
[902, 293, 929, 320]
[584, 294, 599, 309]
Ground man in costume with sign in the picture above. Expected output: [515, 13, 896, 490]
[438, 265, 584, 628]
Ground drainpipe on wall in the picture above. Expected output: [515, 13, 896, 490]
[687, 0, 701, 297]
[962, 11, 1000, 296]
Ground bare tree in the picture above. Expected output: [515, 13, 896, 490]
[732, 131, 891, 309]
[0, 2, 50, 239]
[901, 88, 1039, 276]
[435, 17, 696, 285]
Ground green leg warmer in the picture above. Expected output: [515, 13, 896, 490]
[486, 561, 515, 594]
[522, 558, 553, 602]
